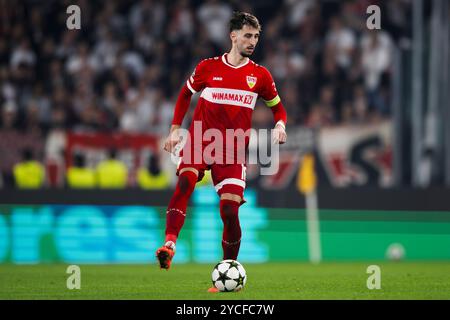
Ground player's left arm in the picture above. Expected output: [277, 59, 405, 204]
[259, 67, 287, 144]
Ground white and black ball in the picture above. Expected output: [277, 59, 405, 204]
[211, 259, 247, 292]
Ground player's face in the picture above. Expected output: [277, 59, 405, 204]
[232, 25, 260, 58]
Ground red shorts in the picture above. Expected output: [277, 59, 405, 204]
[176, 158, 247, 204]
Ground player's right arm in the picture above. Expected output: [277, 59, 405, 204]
[163, 83, 191, 154]
[164, 60, 208, 154]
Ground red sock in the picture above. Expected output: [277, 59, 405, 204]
[165, 171, 197, 243]
[220, 199, 241, 260]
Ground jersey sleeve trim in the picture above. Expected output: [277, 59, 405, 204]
[264, 95, 281, 107]
[186, 80, 197, 94]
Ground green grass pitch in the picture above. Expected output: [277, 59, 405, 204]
[0, 262, 449, 299]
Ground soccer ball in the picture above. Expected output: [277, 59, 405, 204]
[386, 243, 406, 261]
[211, 259, 247, 292]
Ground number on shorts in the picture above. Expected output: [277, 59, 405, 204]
[241, 164, 246, 180]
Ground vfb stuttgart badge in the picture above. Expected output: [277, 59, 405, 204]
[246, 76, 257, 89]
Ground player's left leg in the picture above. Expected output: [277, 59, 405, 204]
[207, 163, 246, 293]
[219, 192, 242, 260]
[211, 163, 247, 260]
[208, 190, 243, 294]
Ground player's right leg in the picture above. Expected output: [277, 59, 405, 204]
[156, 167, 199, 270]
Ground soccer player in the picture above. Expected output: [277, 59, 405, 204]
[156, 11, 287, 290]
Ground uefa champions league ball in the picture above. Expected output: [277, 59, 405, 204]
[211, 259, 247, 292]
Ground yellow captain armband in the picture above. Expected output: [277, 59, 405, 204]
[264, 95, 280, 107]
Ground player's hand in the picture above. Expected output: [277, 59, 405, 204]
[164, 125, 182, 154]
[272, 122, 287, 144]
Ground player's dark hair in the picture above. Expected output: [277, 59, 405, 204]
[229, 11, 261, 32]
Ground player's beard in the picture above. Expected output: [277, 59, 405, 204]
[240, 49, 254, 58]
[239, 45, 254, 58]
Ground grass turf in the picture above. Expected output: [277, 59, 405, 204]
[0, 262, 449, 300]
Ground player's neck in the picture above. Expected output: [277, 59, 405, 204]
[226, 49, 249, 67]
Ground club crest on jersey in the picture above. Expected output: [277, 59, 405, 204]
[246, 76, 257, 89]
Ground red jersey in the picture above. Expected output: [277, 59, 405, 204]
[186, 53, 280, 132]
[181, 53, 281, 164]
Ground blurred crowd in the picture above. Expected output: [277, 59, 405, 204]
[0, 0, 412, 188]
